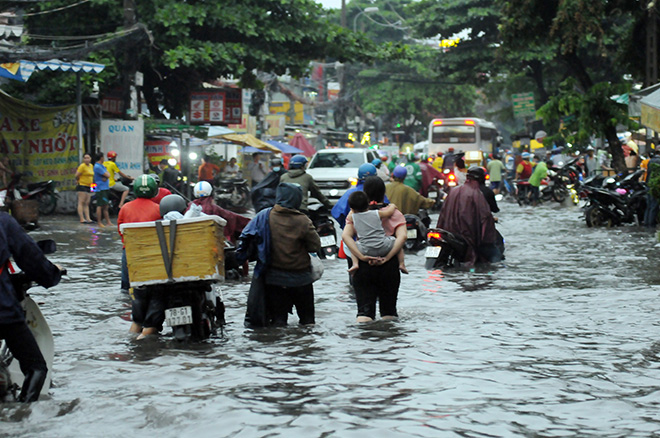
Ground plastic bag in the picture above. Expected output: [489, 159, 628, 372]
[163, 211, 184, 221]
[183, 203, 206, 219]
[309, 253, 324, 282]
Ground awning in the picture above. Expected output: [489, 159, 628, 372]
[266, 140, 304, 154]
[0, 59, 105, 82]
[219, 133, 280, 152]
[207, 125, 234, 137]
[640, 88, 660, 132]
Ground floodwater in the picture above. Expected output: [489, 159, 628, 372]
[3, 200, 660, 437]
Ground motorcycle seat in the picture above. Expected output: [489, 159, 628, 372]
[27, 181, 52, 190]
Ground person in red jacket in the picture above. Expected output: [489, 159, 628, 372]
[187, 181, 250, 244]
[117, 175, 163, 339]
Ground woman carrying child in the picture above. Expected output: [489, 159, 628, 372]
[341, 176, 407, 323]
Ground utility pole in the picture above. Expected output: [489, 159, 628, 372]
[341, 0, 346, 28]
[122, 0, 138, 119]
[647, 0, 658, 87]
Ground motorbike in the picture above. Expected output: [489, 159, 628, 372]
[426, 178, 445, 211]
[145, 280, 225, 341]
[90, 177, 135, 219]
[307, 198, 337, 259]
[424, 227, 505, 269]
[214, 175, 250, 210]
[0, 173, 58, 216]
[404, 210, 430, 252]
[540, 169, 571, 203]
[583, 170, 647, 227]
[1, 240, 64, 402]
[424, 228, 468, 269]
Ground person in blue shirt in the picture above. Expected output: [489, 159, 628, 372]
[93, 152, 112, 227]
[331, 163, 385, 229]
[0, 212, 62, 402]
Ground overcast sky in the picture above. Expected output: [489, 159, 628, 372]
[317, 0, 343, 9]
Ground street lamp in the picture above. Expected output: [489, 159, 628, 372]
[353, 7, 379, 32]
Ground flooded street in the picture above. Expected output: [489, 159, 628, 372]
[3, 200, 660, 437]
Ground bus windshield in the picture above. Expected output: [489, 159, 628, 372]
[431, 125, 476, 144]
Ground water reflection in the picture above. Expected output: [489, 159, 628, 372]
[4, 206, 660, 437]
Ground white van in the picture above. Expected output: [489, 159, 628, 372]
[306, 148, 378, 202]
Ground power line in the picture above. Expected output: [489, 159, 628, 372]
[23, 0, 91, 16]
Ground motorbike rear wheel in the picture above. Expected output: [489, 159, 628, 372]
[552, 187, 567, 203]
[36, 192, 57, 215]
[585, 205, 612, 228]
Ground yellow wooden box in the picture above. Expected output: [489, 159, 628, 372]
[120, 215, 227, 287]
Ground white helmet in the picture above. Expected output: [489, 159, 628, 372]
[194, 181, 213, 198]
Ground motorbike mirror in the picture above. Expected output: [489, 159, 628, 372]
[37, 239, 56, 255]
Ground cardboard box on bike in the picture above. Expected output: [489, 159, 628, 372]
[120, 215, 227, 287]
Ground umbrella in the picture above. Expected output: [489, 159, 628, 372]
[289, 133, 317, 157]
[219, 133, 280, 152]
[243, 146, 273, 154]
[266, 140, 304, 154]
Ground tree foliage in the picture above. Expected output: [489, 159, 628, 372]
[5, 0, 402, 118]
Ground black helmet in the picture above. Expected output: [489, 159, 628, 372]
[269, 157, 282, 168]
[159, 194, 187, 217]
[466, 166, 486, 182]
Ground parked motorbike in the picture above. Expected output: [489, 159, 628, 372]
[583, 170, 647, 227]
[0, 173, 58, 216]
[307, 198, 337, 259]
[404, 210, 430, 252]
[214, 176, 250, 210]
[1, 240, 64, 402]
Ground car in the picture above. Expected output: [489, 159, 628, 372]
[306, 148, 379, 202]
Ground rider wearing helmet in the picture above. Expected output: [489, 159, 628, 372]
[103, 150, 135, 209]
[187, 181, 250, 245]
[372, 158, 390, 182]
[148, 174, 171, 204]
[404, 153, 423, 192]
[159, 194, 187, 218]
[331, 163, 388, 229]
[467, 166, 499, 213]
[280, 155, 332, 213]
[385, 165, 435, 216]
[516, 152, 533, 180]
[117, 175, 162, 324]
[251, 157, 288, 213]
[437, 166, 503, 266]
[418, 152, 444, 197]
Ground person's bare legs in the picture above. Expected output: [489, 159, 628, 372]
[77, 191, 86, 223]
[118, 190, 128, 209]
[137, 327, 159, 340]
[348, 255, 360, 274]
[129, 322, 142, 333]
[96, 205, 105, 227]
[397, 250, 408, 274]
[82, 193, 91, 222]
[356, 316, 373, 323]
[103, 206, 113, 226]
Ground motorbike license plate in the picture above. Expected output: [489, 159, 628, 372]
[425, 246, 441, 258]
[165, 306, 193, 327]
[320, 235, 336, 247]
[407, 228, 417, 239]
[428, 191, 437, 198]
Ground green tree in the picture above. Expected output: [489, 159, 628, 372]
[6, 0, 398, 119]
[498, 0, 644, 172]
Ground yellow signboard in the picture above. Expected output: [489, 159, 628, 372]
[641, 103, 660, 133]
[269, 101, 303, 124]
[0, 90, 80, 189]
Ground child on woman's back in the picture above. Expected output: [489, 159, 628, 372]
[345, 190, 407, 274]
